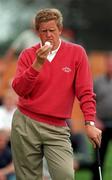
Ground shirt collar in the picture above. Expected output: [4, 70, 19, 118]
[50, 39, 61, 54]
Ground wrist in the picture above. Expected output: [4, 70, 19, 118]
[32, 61, 42, 71]
[85, 121, 95, 126]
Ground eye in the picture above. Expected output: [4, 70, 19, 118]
[39, 29, 55, 33]
[41, 29, 47, 33]
[49, 29, 55, 32]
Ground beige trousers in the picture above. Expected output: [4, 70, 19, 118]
[11, 109, 74, 180]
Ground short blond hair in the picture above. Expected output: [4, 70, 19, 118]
[35, 8, 63, 30]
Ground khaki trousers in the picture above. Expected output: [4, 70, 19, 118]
[11, 109, 74, 180]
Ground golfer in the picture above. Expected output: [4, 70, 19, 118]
[11, 8, 102, 180]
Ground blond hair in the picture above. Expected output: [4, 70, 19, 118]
[35, 8, 63, 30]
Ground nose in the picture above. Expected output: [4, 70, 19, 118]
[46, 30, 51, 37]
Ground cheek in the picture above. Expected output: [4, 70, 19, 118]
[54, 31, 61, 38]
[39, 34, 44, 39]
[38, 34, 47, 43]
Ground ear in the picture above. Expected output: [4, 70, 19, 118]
[59, 27, 63, 35]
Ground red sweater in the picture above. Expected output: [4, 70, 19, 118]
[12, 41, 96, 126]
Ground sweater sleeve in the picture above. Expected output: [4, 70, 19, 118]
[75, 47, 96, 121]
[12, 50, 39, 97]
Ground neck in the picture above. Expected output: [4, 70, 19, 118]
[52, 39, 61, 51]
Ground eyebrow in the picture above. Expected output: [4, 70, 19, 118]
[39, 28, 56, 33]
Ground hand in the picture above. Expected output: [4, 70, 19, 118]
[85, 125, 102, 148]
[36, 44, 52, 64]
[32, 44, 52, 70]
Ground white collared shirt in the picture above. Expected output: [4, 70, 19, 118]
[47, 40, 61, 62]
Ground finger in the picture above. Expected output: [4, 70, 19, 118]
[95, 138, 101, 148]
[42, 44, 52, 52]
[90, 136, 101, 148]
[97, 134, 102, 146]
[37, 47, 50, 60]
[37, 45, 50, 54]
[97, 131, 102, 146]
[39, 47, 51, 57]
[90, 139, 97, 148]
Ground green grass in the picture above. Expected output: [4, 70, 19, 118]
[75, 142, 112, 180]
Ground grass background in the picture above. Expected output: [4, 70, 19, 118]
[75, 142, 112, 180]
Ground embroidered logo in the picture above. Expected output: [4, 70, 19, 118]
[62, 66, 72, 73]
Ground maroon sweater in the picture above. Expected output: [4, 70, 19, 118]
[12, 41, 96, 126]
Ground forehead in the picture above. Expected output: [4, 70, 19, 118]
[39, 20, 58, 29]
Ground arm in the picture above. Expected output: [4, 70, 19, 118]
[12, 44, 52, 97]
[12, 51, 40, 97]
[0, 162, 15, 175]
[75, 47, 102, 148]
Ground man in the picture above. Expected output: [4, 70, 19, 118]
[92, 52, 112, 180]
[11, 8, 101, 180]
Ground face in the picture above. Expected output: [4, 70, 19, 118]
[3, 93, 17, 111]
[38, 20, 62, 50]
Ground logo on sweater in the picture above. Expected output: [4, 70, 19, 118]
[62, 66, 72, 73]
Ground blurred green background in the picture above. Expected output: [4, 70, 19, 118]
[75, 142, 112, 180]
